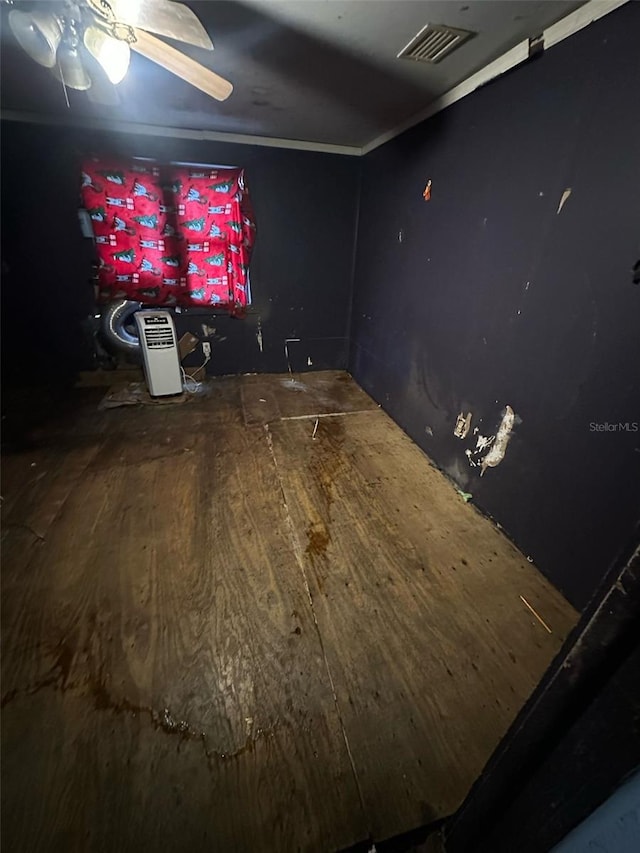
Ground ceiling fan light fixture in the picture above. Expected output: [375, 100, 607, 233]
[8, 9, 62, 69]
[84, 26, 131, 85]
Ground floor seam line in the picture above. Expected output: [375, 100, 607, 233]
[277, 409, 379, 421]
[262, 422, 370, 834]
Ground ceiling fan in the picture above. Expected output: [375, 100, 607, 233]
[6, 0, 233, 105]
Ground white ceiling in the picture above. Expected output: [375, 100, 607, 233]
[1, 0, 586, 148]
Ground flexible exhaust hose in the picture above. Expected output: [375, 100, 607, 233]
[100, 299, 142, 356]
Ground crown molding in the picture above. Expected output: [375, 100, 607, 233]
[0, 110, 362, 156]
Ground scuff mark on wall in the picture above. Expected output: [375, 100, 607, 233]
[557, 188, 572, 214]
[256, 321, 263, 353]
[480, 405, 516, 475]
[454, 411, 472, 439]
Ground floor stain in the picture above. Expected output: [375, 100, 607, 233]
[305, 521, 331, 560]
[309, 417, 346, 513]
[5, 652, 279, 771]
[2, 631, 79, 708]
[91, 668, 281, 770]
[3, 617, 279, 774]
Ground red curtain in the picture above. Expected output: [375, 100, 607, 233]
[80, 157, 256, 314]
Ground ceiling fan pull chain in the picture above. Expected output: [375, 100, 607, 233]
[58, 62, 71, 108]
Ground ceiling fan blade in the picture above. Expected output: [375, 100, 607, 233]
[84, 26, 130, 84]
[108, 0, 213, 50]
[131, 29, 232, 102]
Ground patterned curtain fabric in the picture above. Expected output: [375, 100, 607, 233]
[80, 157, 256, 314]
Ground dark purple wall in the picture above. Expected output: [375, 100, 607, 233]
[0, 124, 358, 382]
[349, 2, 640, 611]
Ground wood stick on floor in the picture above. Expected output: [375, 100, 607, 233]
[520, 595, 552, 633]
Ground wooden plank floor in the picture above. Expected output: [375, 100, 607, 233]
[1, 371, 578, 852]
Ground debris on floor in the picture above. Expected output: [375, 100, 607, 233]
[520, 594, 553, 633]
[76, 367, 144, 387]
[99, 382, 195, 409]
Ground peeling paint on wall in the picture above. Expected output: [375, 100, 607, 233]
[475, 434, 494, 452]
[454, 411, 472, 439]
[480, 405, 516, 475]
[465, 434, 487, 465]
[256, 321, 263, 353]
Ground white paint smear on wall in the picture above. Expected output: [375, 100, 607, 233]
[481, 405, 516, 475]
[475, 434, 494, 451]
[557, 188, 572, 214]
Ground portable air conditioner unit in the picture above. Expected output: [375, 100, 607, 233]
[134, 310, 183, 396]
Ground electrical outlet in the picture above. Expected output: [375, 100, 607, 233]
[202, 342, 212, 358]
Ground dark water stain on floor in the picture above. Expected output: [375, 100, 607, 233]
[309, 416, 347, 514]
[2, 630, 80, 708]
[319, 417, 346, 443]
[305, 520, 332, 592]
[305, 521, 331, 560]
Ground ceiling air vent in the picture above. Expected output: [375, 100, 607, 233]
[397, 24, 474, 64]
